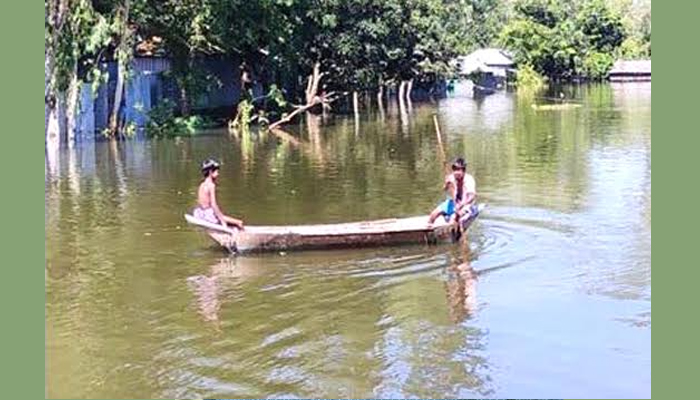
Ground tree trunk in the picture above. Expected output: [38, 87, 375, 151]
[109, 61, 125, 137]
[179, 85, 191, 117]
[268, 63, 337, 131]
[46, 105, 61, 151]
[398, 80, 406, 104]
[45, 30, 53, 140]
[305, 62, 322, 104]
[46, 40, 61, 172]
[267, 91, 336, 131]
[65, 67, 80, 144]
[353, 91, 359, 116]
[240, 62, 251, 95]
[45, 0, 68, 147]
[44, 2, 52, 106]
[108, 1, 130, 138]
[377, 86, 385, 120]
[406, 80, 414, 115]
[398, 81, 408, 131]
[45, 52, 55, 147]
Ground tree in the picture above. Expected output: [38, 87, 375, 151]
[498, 0, 626, 80]
[577, 0, 625, 53]
[463, 0, 509, 50]
[137, 0, 222, 116]
[613, 0, 650, 59]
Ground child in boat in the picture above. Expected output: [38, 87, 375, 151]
[428, 157, 477, 226]
[193, 159, 244, 230]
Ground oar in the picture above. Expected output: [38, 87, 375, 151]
[433, 115, 461, 242]
[433, 114, 449, 175]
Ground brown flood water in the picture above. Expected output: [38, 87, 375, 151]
[46, 83, 650, 398]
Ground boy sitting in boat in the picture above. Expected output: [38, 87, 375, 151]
[193, 159, 244, 230]
[428, 157, 477, 228]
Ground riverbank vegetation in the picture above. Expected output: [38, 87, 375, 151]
[45, 0, 651, 144]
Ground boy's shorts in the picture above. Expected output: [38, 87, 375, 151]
[438, 200, 480, 222]
[439, 199, 456, 221]
[193, 207, 220, 224]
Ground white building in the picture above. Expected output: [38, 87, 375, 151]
[455, 48, 515, 79]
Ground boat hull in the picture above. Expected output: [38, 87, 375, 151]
[185, 204, 485, 253]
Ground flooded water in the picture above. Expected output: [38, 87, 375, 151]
[46, 83, 651, 398]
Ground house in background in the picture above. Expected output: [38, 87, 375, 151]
[72, 37, 258, 141]
[455, 48, 515, 95]
[608, 60, 651, 82]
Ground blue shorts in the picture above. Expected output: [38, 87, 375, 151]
[439, 199, 456, 220]
[438, 200, 479, 222]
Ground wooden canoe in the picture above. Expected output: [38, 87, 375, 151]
[185, 204, 485, 253]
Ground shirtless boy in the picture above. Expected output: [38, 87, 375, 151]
[193, 159, 244, 230]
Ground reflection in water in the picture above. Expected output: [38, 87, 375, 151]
[364, 247, 493, 398]
[187, 257, 261, 326]
[108, 140, 129, 201]
[66, 145, 81, 197]
[378, 93, 386, 121]
[46, 83, 650, 398]
[46, 142, 60, 180]
[399, 95, 409, 134]
[306, 113, 323, 155]
[440, 89, 514, 135]
[305, 113, 329, 169]
[445, 241, 478, 324]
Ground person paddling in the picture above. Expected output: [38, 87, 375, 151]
[193, 159, 244, 230]
[428, 157, 477, 230]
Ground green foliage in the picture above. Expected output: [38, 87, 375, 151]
[515, 63, 546, 91]
[576, 0, 625, 53]
[266, 84, 287, 109]
[464, 0, 509, 49]
[582, 51, 614, 80]
[46, 0, 651, 139]
[207, 0, 466, 94]
[613, 0, 650, 59]
[136, 0, 222, 114]
[145, 99, 207, 138]
[49, 0, 98, 92]
[230, 99, 254, 135]
[514, 0, 559, 28]
[618, 36, 650, 60]
[499, 0, 627, 80]
[123, 121, 138, 138]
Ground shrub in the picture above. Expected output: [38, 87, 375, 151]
[516, 64, 546, 91]
[582, 51, 614, 80]
[145, 99, 208, 138]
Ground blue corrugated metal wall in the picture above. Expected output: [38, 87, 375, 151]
[75, 56, 245, 139]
